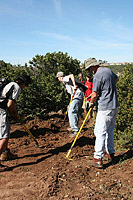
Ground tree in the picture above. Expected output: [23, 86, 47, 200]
[18, 51, 81, 118]
[114, 64, 133, 149]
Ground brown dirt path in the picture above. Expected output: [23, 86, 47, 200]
[0, 113, 132, 200]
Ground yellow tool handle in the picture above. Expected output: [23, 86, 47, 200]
[65, 89, 76, 115]
[66, 107, 93, 159]
[22, 123, 39, 145]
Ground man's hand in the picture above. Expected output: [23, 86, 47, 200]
[89, 102, 94, 108]
[74, 85, 77, 90]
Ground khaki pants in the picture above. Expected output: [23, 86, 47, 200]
[0, 109, 10, 139]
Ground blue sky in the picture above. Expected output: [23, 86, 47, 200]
[0, 0, 133, 65]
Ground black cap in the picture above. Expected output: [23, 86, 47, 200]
[17, 74, 31, 86]
[86, 73, 92, 78]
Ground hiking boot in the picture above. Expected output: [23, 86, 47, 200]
[69, 131, 78, 137]
[1, 148, 18, 161]
[93, 158, 103, 169]
[67, 127, 73, 131]
[0, 163, 9, 172]
[104, 153, 115, 162]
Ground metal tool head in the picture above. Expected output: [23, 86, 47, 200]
[66, 155, 73, 161]
[62, 153, 73, 161]
[35, 142, 44, 148]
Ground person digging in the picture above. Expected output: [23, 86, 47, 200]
[0, 74, 31, 171]
[85, 58, 119, 168]
[56, 71, 84, 137]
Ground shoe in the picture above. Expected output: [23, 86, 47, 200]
[0, 163, 9, 172]
[1, 148, 18, 161]
[67, 127, 73, 131]
[93, 158, 103, 169]
[69, 131, 78, 137]
[104, 153, 115, 162]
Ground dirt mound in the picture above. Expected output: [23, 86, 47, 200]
[0, 114, 132, 200]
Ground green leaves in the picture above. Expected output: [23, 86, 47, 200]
[114, 64, 133, 149]
[0, 52, 81, 119]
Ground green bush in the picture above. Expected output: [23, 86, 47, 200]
[1, 55, 132, 150]
[114, 64, 133, 149]
[0, 52, 81, 119]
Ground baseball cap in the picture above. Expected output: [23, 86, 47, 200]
[56, 71, 64, 78]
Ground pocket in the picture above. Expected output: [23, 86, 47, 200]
[0, 110, 7, 127]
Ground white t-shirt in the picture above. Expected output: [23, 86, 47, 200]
[63, 75, 84, 100]
[1, 82, 21, 102]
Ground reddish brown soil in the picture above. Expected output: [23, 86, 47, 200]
[0, 113, 132, 200]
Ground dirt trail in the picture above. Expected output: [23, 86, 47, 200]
[0, 113, 132, 200]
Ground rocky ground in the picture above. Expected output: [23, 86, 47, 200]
[0, 112, 132, 200]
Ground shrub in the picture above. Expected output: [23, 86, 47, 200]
[0, 52, 81, 119]
[114, 64, 133, 149]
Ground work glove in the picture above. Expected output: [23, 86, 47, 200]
[89, 102, 94, 108]
[16, 115, 24, 124]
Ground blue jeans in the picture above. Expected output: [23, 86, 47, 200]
[68, 98, 83, 132]
[94, 108, 118, 159]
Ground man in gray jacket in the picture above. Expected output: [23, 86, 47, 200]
[85, 58, 119, 168]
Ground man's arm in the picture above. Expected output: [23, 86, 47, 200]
[90, 91, 98, 104]
[115, 78, 119, 83]
[69, 74, 77, 90]
[86, 93, 93, 99]
[7, 99, 19, 120]
[88, 91, 98, 108]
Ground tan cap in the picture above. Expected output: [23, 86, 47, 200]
[56, 71, 64, 78]
[85, 57, 102, 70]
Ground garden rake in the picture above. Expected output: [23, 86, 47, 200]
[66, 105, 94, 160]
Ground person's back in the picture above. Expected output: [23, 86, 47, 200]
[93, 67, 118, 110]
[0, 82, 21, 110]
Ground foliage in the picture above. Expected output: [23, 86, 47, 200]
[114, 64, 133, 149]
[107, 64, 125, 74]
[0, 55, 132, 149]
[0, 52, 81, 119]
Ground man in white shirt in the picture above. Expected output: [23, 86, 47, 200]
[0, 74, 31, 171]
[56, 72, 84, 137]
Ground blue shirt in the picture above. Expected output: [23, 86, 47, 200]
[93, 67, 118, 110]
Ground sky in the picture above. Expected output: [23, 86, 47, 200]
[0, 0, 133, 65]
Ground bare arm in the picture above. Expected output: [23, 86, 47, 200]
[69, 74, 77, 90]
[90, 91, 98, 104]
[86, 92, 93, 99]
[7, 99, 19, 120]
[115, 78, 119, 83]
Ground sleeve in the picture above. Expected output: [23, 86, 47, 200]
[112, 72, 118, 80]
[92, 78, 101, 92]
[4, 82, 21, 101]
[10, 86, 21, 101]
[62, 75, 69, 83]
